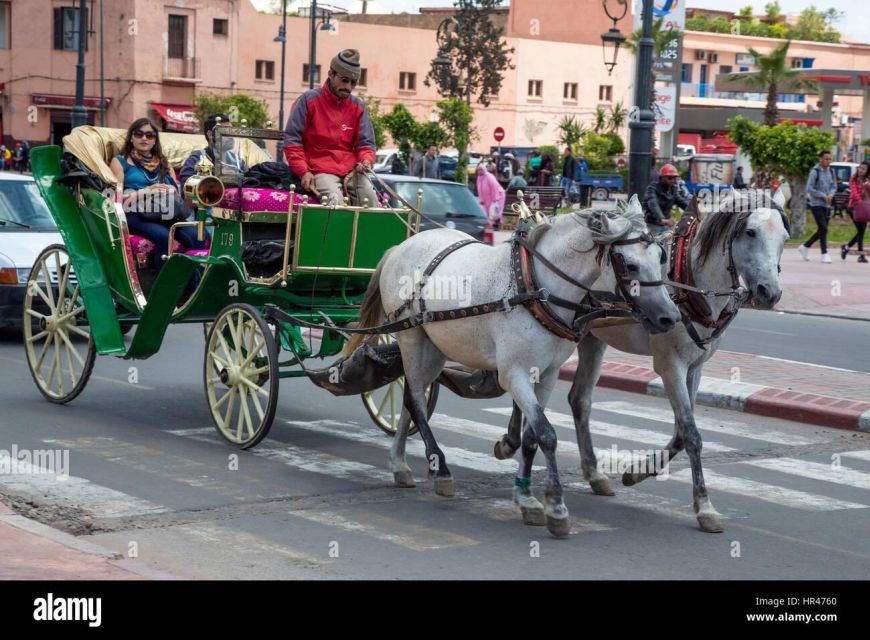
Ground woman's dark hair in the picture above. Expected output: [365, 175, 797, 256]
[852, 161, 870, 182]
[120, 117, 170, 180]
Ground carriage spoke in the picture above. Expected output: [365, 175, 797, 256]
[235, 385, 247, 440]
[239, 388, 255, 439]
[35, 330, 53, 371]
[57, 259, 70, 300]
[216, 330, 233, 366]
[52, 334, 64, 397]
[58, 328, 86, 368]
[239, 375, 269, 397]
[34, 281, 53, 307]
[240, 339, 265, 369]
[58, 305, 85, 323]
[389, 382, 396, 425]
[27, 330, 48, 344]
[63, 333, 78, 387]
[246, 366, 270, 377]
[212, 387, 233, 409]
[221, 386, 238, 433]
[377, 386, 391, 415]
[248, 383, 265, 422]
[25, 308, 45, 320]
[69, 325, 90, 339]
[41, 263, 56, 308]
[210, 352, 231, 370]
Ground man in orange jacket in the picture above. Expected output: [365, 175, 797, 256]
[283, 49, 379, 206]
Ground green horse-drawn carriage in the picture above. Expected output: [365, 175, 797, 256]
[24, 125, 438, 447]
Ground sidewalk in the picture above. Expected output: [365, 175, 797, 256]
[0, 502, 178, 580]
[559, 246, 870, 431]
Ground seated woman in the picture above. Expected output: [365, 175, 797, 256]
[109, 118, 206, 271]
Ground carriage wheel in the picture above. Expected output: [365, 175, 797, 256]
[204, 304, 278, 449]
[23, 244, 96, 404]
[361, 334, 440, 437]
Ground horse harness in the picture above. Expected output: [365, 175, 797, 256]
[667, 205, 747, 349]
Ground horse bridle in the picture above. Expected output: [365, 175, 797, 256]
[512, 229, 669, 341]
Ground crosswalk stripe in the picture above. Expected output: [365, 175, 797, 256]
[164, 429, 394, 484]
[843, 450, 870, 463]
[176, 522, 325, 568]
[290, 509, 480, 550]
[740, 457, 870, 491]
[0, 452, 167, 518]
[169, 421, 540, 476]
[482, 407, 735, 452]
[280, 419, 534, 475]
[463, 498, 616, 533]
[593, 400, 826, 446]
[567, 482, 699, 522]
[668, 468, 867, 511]
[44, 436, 277, 500]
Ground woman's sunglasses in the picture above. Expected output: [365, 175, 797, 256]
[132, 130, 157, 140]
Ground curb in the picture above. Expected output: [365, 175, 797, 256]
[559, 361, 870, 432]
[0, 502, 181, 580]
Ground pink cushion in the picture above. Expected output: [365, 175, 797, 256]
[220, 187, 303, 213]
[185, 249, 209, 257]
[129, 234, 155, 255]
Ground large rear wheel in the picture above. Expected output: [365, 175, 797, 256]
[205, 304, 279, 449]
[23, 244, 95, 404]
[361, 334, 439, 437]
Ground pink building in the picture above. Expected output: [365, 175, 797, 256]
[0, 0, 634, 153]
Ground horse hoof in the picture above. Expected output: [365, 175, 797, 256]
[622, 472, 637, 487]
[434, 476, 454, 497]
[697, 511, 724, 533]
[590, 477, 615, 496]
[393, 470, 416, 488]
[493, 440, 516, 460]
[520, 507, 546, 526]
[546, 515, 571, 538]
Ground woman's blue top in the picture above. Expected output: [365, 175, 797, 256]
[116, 155, 175, 192]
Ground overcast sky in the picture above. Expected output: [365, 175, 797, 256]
[293, 0, 870, 44]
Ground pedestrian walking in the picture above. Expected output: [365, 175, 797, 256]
[800, 150, 837, 263]
[733, 166, 747, 190]
[842, 160, 870, 263]
[414, 144, 441, 179]
[476, 164, 505, 227]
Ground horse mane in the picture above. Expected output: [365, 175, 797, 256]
[693, 189, 777, 266]
[525, 198, 646, 249]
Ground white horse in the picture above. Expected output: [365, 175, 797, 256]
[497, 190, 789, 533]
[345, 199, 681, 537]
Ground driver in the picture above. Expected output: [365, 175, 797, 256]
[282, 49, 379, 207]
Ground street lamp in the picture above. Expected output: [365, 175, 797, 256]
[600, 0, 655, 200]
[71, 0, 88, 129]
[274, 0, 288, 160]
[600, 0, 627, 76]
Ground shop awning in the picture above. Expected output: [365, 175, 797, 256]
[150, 103, 199, 133]
[31, 93, 111, 110]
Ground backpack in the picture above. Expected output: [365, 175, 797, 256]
[242, 161, 304, 191]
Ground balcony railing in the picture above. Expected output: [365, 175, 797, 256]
[164, 56, 200, 81]
[680, 82, 805, 103]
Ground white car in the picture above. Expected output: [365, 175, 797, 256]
[373, 148, 401, 173]
[0, 173, 63, 331]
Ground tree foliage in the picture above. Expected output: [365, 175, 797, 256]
[194, 93, 273, 129]
[424, 0, 514, 107]
[580, 133, 618, 170]
[608, 102, 627, 133]
[728, 116, 835, 237]
[556, 115, 586, 150]
[361, 96, 388, 149]
[726, 41, 818, 126]
[436, 97, 475, 183]
[686, 5, 841, 42]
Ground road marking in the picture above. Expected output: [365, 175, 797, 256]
[464, 498, 615, 533]
[729, 327, 796, 337]
[483, 406, 735, 452]
[0, 452, 167, 518]
[290, 509, 479, 551]
[592, 400, 826, 446]
[668, 468, 867, 511]
[740, 457, 870, 490]
[843, 450, 870, 463]
[719, 350, 864, 374]
[43, 437, 275, 500]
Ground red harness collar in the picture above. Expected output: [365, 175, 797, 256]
[517, 243, 580, 341]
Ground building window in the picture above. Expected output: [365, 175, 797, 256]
[563, 82, 578, 101]
[213, 18, 228, 36]
[0, 2, 10, 49]
[528, 79, 542, 97]
[719, 65, 732, 76]
[53, 6, 88, 51]
[256, 60, 275, 81]
[167, 14, 187, 59]
[358, 68, 368, 87]
[599, 85, 612, 102]
[399, 72, 416, 91]
[302, 63, 321, 84]
[681, 63, 693, 83]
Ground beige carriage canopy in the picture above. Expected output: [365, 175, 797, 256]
[62, 126, 271, 188]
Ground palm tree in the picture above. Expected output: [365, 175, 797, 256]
[625, 18, 681, 90]
[726, 40, 818, 126]
[608, 102, 627, 133]
[556, 115, 586, 149]
[592, 106, 608, 134]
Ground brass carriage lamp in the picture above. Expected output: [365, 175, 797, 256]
[600, 0, 628, 76]
[183, 159, 225, 241]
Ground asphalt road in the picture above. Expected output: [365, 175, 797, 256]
[2, 323, 870, 580]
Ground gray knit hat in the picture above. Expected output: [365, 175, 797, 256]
[330, 49, 361, 80]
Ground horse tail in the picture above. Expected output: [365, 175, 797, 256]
[342, 247, 393, 357]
